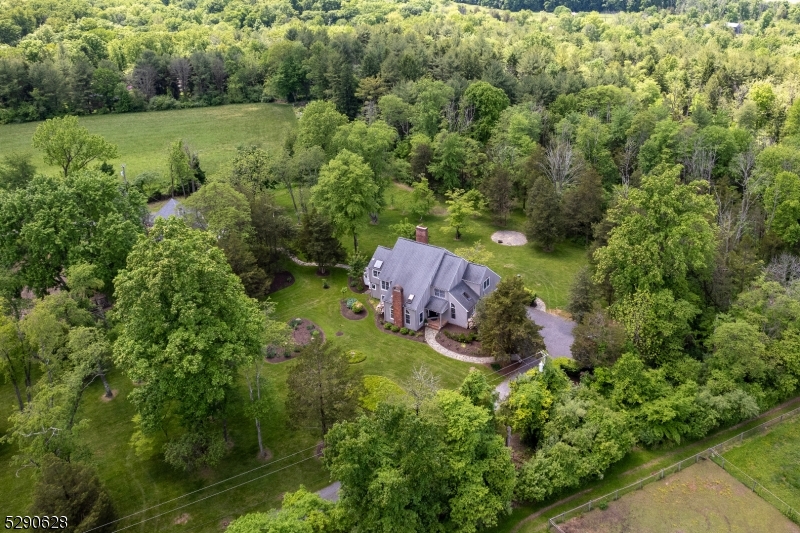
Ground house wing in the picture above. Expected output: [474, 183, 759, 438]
[381, 238, 446, 312]
[432, 254, 465, 291]
[450, 282, 479, 310]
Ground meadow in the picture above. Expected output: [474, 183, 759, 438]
[0, 103, 296, 179]
[556, 460, 800, 533]
[724, 414, 800, 513]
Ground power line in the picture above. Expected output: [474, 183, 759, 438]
[109, 454, 320, 533]
[85, 443, 319, 533]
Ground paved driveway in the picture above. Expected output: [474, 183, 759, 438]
[495, 307, 575, 401]
[527, 307, 575, 358]
[317, 481, 341, 502]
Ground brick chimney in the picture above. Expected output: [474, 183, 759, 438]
[415, 226, 428, 244]
[392, 285, 404, 326]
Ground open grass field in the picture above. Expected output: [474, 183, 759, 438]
[0, 103, 296, 179]
[274, 182, 588, 310]
[723, 414, 800, 513]
[557, 460, 800, 533]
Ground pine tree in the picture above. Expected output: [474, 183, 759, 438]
[297, 209, 347, 275]
[525, 175, 562, 252]
[30, 455, 116, 533]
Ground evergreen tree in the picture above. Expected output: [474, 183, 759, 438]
[297, 208, 346, 275]
[526, 175, 562, 252]
[30, 455, 116, 533]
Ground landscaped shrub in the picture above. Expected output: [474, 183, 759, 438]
[359, 375, 408, 411]
[293, 346, 301, 353]
[524, 287, 537, 306]
[347, 350, 366, 364]
[289, 318, 303, 329]
[391, 325, 400, 332]
[400, 327, 409, 335]
[265, 346, 276, 359]
[351, 301, 364, 313]
[383, 322, 392, 330]
[345, 298, 358, 309]
[322, 280, 329, 289]
[444, 331, 478, 343]
[306, 324, 315, 330]
[311, 330, 319, 338]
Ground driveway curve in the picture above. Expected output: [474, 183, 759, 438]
[527, 307, 575, 358]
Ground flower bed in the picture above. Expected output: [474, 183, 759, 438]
[435, 324, 485, 357]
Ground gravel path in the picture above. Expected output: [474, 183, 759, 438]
[424, 327, 497, 364]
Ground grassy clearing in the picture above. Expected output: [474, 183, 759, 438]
[724, 414, 800, 512]
[557, 460, 800, 533]
[275, 182, 587, 309]
[0, 103, 296, 180]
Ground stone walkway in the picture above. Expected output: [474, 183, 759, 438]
[424, 327, 496, 364]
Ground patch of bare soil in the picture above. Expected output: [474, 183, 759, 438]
[257, 448, 273, 462]
[340, 300, 367, 320]
[219, 518, 233, 529]
[315, 441, 325, 458]
[335, 331, 343, 336]
[100, 390, 118, 402]
[173, 513, 190, 525]
[290, 318, 325, 345]
[349, 276, 367, 293]
[435, 324, 485, 357]
[267, 271, 295, 294]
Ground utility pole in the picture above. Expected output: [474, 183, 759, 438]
[120, 164, 128, 193]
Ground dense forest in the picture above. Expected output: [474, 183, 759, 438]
[2, 0, 800, 531]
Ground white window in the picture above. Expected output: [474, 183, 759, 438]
[404, 309, 411, 325]
[371, 284, 376, 290]
[450, 303, 456, 319]
[433, 288, 445, 298]
[389, 307, 393, 319]
[373, 269, 380, 277]
[483, 278, 490, 290]
[381, 280, 390, 290]
[419, 312, 424, 323]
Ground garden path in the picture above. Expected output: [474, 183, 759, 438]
[424, 327, 497, 364]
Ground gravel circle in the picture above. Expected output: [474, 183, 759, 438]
[491, 230, 528, 246]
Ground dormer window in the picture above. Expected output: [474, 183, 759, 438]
[483, 278, 490, 290]
[433, 288, 445, 298]
[373, 269, 380, 277]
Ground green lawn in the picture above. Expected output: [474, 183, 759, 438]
[724, 414, 800, 513]
[0, 264, 492, 532]
[0, 103, 296, 180]
[557, 460, 800, 533]
[275, 182, 588, 310]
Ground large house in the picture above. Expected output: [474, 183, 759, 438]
[364, 226, 500, 331]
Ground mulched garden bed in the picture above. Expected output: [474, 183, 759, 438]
[265, 318, 324, 363]
[435, 323, 485, 357]
[372, 309, 426, 343]
[267, 271, 295, 294]
[348, 276, 367, 294]
[340, 299, 367, 320]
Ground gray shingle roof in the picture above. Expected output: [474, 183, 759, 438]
[425, 296, 449, 314]
[151, 199, 185, 222]
[450, 282, 479, 309]
[377, 238, 498, 313]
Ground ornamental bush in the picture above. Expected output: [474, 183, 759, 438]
[384, 322, 392, 330]
[352, 301, 364, 313]
[345, 298, 358, 309]
[391, 325, 400, 332]
[400, 327, 409, 335]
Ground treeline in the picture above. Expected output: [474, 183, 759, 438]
[1, 0, 799, 123]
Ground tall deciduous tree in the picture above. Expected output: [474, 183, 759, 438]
[324, 387, 515, 532]
[285, 338, 363, 437]
[112, 218, 266, 464]
[297, 100, 348, 156]
[408, 178, 436, 221]
[475, 276, 544, 364]
[311, 150, 379, 252]
[32, 116, 118, 178]
[0, 171, 146, 296]
[0, 152, 35, 190]
[526, 174, 562, 252]
[297, 208, 346, 275]
[442, 188, 485, 240]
